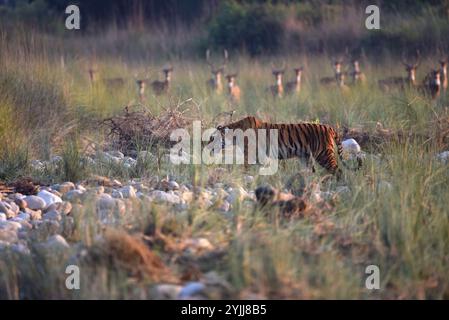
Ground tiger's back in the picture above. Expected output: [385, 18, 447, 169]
[215, 116, 359, 176]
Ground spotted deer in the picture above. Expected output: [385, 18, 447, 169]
[206, 49, 228, 94]
[151, 66, 173, 95]
[269, 62, 286, 98]
[419, 69, 441, 99]
[378, 51, 420, 91]
[226, 73, 241, 104]
[320, 60, 343, 85]
[285, 67, 303, 94]
[350, 59, 366, 84]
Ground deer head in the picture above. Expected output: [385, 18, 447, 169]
[206, 49, 228, 75]
[271, 61, 286, 85]
[162, 65, 173, 82]
[226, 73, 238, 88]
[402, 50, 420, 81]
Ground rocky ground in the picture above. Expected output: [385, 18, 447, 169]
[1, 138, 448, 299]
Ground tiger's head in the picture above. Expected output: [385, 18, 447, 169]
[208, 116, 263, 149]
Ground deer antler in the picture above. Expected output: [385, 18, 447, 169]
[271, 60, 286, 73]
[206, 49, 213, 68]
[414, 49, 421, 67]
[223, 49, 228, 66]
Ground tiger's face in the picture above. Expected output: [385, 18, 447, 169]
[208, 117, 263, 150]
[207, 124, 227, 150]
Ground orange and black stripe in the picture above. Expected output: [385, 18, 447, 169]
[215, 116, 362, 176]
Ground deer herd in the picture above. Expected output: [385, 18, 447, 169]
[87, 49, 448, 103]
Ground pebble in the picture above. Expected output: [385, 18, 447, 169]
[149, 190, 182, 204]
[24, 195, 46, 210]
[43, 210, 62, 221]
[17, 212, 31, 221]
[57, 182, 76, 194]
[342, 138, 361, 154]
[37, 190, 62, 209]
[218, 200, 231, 212]
[178, 282, 206, 299]
[153, 284, 183, 300]
[111, 190, 124, 199]
[64, 189, 84, 201]
[119, 185, 137, 199]
[44, 234, 70, 251]
[243, 175, 255, 184]
[436, 151, 449, 164]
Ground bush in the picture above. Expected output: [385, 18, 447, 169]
[207, 1, 286, 56]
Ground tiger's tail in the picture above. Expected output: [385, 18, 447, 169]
[333, 129, 362, 171]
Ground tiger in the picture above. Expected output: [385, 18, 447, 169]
[209, 116, 362, 178]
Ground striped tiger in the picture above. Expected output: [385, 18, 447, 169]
[211, 116, 362, 178]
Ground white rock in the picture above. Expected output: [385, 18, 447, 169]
[436, 151, 449, 164]
[17, 212, 31, 221]
[37, 190, 62, 209]
[0, 220, 22, 231]
[45, 235, 70, 250]
[112, 179, 122, 187]
[119, 185, 137, 199]
[108, 150, 125, 159]
[43, 210, 62, 221]
[11, 218, 32, 230]
[24, 195, 46, 210]
[124, 157, 137, 167]
[342, 138, 361, 155]
[149, 190, 181, 204]
[184, 238, 213, 251]
[64, 189, 84, 201]
[218, 200, 231, 212]
[0, 202, 15, 218]
[11, 243, 30, 255]
[57, 182, 76, 194]
[8, 202, 20, 215]
[0, 228, 19, 244]
[153, 284, 183, 300]
[178, 282, 206, 299]
[97, 196, 116, 210]
[98, 152, 121, 165]
[181, 191, 194, 203]
[0, 213, 6, 222]
[111, 190, 124, 199]
[51, 155, 63, 164]
[243, 175, 255, 184]
[168, 180, 179, 190]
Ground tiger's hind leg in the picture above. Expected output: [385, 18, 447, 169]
[315, 149, 340, 178]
